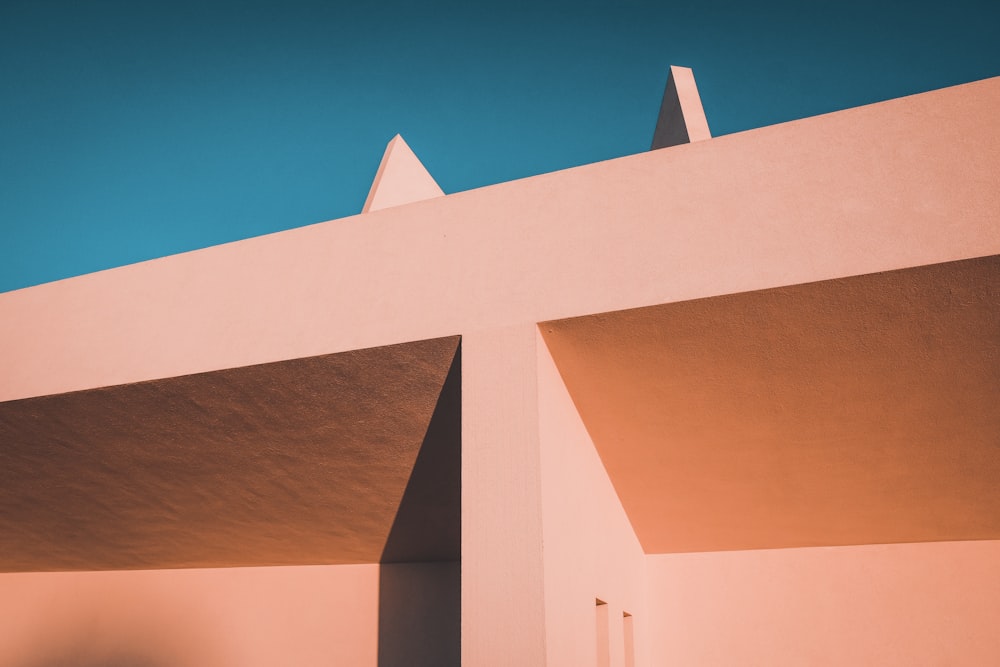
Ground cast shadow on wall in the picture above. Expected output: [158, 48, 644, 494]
[378, 343, 461, 667]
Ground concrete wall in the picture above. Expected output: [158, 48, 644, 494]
[647, 540, 1000, 666]
[461, 326, 548, 665]
[0, 564, 380, 667]
[537, 332, 648, 667]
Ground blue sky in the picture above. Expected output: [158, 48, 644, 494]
[2, 0, 998, 292]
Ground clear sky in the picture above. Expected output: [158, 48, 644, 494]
[2, 0, 998, 293]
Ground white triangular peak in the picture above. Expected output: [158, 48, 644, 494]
[651, 65, 712, 149]
[362, 134, 445, 213]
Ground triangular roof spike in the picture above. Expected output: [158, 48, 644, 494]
[650, 65, 712, 150]
[362, 134, 445, 213]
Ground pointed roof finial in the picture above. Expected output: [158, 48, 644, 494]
[362, 135, 444, 213]
[651, 66, 711, 150]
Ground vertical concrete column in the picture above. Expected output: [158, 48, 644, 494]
[461, 324, 547, 665]
[536, 331, 649, 667]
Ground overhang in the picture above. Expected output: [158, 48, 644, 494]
[0, 336, 461, 571]
[542, 255, 1000, 552]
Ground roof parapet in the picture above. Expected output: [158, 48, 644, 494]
[651, 65, 711, 149]
[362, 134, 444, 213]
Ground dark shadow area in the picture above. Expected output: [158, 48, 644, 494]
[378, 342, 461, 666]
[378, 561, 461, 667]
[651, 69, 689, 149]
[381, 342, 461, 563]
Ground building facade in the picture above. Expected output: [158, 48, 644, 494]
[1, 67, 998, 666]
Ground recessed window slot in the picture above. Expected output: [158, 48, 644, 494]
[623, 611, 635, 667]
[596, 599, 610, 667]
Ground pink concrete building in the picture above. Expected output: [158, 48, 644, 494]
[1, 67, 998, 666]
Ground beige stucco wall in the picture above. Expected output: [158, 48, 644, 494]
[647, 540, 1000, 665]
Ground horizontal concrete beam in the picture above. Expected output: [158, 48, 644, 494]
[1, 77, 998, 400]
